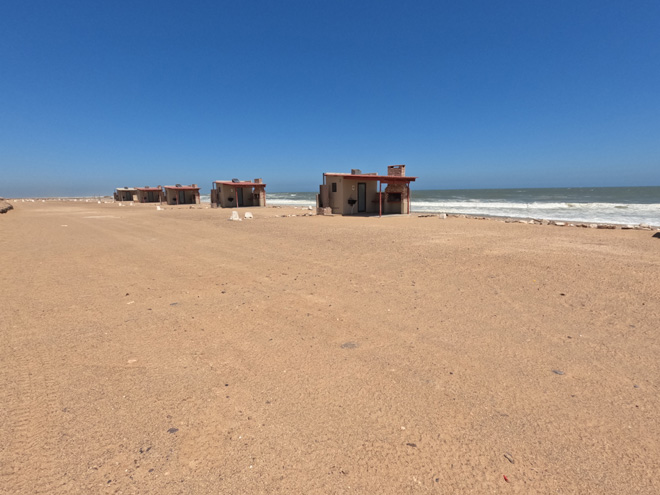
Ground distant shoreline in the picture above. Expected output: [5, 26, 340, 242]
[7, 196, 659, 230]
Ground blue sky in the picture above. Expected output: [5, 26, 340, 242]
[1, 0, 659, 196]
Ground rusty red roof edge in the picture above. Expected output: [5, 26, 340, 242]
[163, 185, 200, 190]
[214, 181, 267, 187]
[323, 173, 417, 181]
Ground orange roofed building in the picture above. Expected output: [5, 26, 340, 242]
[316, 165, 416, 216]
[211, 179, 266, 208]
[163, 184, 201, 205]
[135, 186, 164, 203]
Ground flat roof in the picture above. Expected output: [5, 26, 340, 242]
[116, 187, 137, 191]
[323, 173, 417, 182]
[163, 185, 200, 190]
[136, 187, 162, 191]
[214, 181, 266, 187]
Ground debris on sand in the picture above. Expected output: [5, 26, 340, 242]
[0, 198, 13, 214]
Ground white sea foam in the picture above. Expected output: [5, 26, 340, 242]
[412, 200, 660, 226]
[268, 198, 317, 206]
[262, 189, 660, 226]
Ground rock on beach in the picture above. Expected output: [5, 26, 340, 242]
[0, 198, 13, 214]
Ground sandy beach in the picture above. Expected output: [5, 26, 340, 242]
[1, 200, 659, 494]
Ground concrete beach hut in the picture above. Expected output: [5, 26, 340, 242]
[114, 187, 138, 202]
[135, 186, 164, 203]
[211, 179, 266, 208]
[163, 184, 201, 205]
[316, 165, 417, 216]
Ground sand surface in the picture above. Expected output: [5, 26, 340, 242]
[1, 201, 659, 494]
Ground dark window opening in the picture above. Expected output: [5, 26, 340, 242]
[331, 182, 337, 192]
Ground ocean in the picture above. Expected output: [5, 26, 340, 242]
[265, 187, 660, 227]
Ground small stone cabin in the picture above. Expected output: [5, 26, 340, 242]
[317, 165, 416, 216]
[136, 186, 164, 203]
[114, 187, 138, 202]
[163, 184, 201, 205]
[211, 179, 266, 208]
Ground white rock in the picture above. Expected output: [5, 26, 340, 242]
[244, 212, 253, 219]
[156, 206, 162, 211]
[229, 211, 241, 221]
[438, 213, 447, 219]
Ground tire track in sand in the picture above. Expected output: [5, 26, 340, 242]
[0, 342, 70, 494]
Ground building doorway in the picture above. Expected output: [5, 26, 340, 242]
[357, 182, 366, 213]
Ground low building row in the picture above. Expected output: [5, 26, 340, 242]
[114, 166, 416, 216]
[114, 184, 205, 205]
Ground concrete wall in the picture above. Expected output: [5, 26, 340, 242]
[218, 184, 236, 207]
[318, 184, 330, 208]
[116, 190, 137, 202]
[326, 178, 381, 215]
[327, 178, 343, 214]
[215, 184, 265, 208]
[165, 189, 200, 205]
[137, 190, 163, 203]
[338, 178, 380, 215]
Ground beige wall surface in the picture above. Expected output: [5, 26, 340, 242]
[116, 190, 138, 202]
[328, 177, 343, 214]
[218, 184, 234, 208]
[137, 190, 163, 203]
[165, 189, 199, 205]
[340, 179, 379, 215]
[217, 185, 264, 208]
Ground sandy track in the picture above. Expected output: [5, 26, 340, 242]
[1, 201, 659, 493]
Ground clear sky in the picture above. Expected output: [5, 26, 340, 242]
[1, 0, 659, 196]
